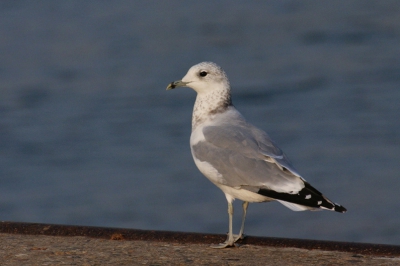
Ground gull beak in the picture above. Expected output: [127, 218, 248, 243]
[166, 80, 189, 90]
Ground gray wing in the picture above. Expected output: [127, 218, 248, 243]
[191, 114, 347, 212]
[203, 120, 301, 176]
[191, 120, 305, 193]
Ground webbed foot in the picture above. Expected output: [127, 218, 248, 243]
[210, 241, 238, 249]
[233, 233, 246, 242]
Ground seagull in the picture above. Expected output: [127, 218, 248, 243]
[166, 62, 346, 248]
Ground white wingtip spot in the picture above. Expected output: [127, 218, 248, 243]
[305, 194, 311, 199]
[317, 201, 322, 205]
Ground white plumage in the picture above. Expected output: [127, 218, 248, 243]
[167, 62, 346, 248]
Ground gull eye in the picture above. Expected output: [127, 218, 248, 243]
[199, 71, 208, 77]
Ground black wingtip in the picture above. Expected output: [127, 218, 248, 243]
[257, 182, 347, 213]
[334, 204, 347, 213]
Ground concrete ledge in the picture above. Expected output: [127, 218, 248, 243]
[1, 221, 399, 257]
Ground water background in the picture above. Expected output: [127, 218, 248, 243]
[1, 1, 399, 245]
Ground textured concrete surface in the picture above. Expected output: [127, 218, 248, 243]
[1, 222, 400, 265]
[2, 222, 400, 257]
[1, 233, 400, 266]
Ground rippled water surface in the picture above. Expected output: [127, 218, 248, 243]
[0, 1, 399, 245]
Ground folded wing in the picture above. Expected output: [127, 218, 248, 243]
[191, 115, 346, 213]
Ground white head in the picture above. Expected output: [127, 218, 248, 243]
[166, 62, 230, 95]
[167, 62, 233, 129]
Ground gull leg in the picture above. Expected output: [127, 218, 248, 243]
[211, 202, 235, 248]
[234, 201, 249, 242]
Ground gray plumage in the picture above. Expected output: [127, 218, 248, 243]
[166, 62, 346, 248]
[191, 109, 303, 193]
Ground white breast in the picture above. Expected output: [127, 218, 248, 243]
[190, 123, 206, 146]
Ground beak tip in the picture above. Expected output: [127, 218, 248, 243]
[166, 80, 188, 91]
[166, 83, 175, 90]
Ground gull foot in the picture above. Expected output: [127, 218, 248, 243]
[211, 234, 242, 248]
[210, 242, 238, 249]
[233, 234, 246, 242]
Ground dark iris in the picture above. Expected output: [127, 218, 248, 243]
[199, 71, 208, 77]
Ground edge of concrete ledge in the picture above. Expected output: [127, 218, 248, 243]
[1, 221, 399, 257]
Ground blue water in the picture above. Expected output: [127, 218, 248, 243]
[0, 1, 399, 245]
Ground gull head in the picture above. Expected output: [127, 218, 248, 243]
[166, 62, 230, 95]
